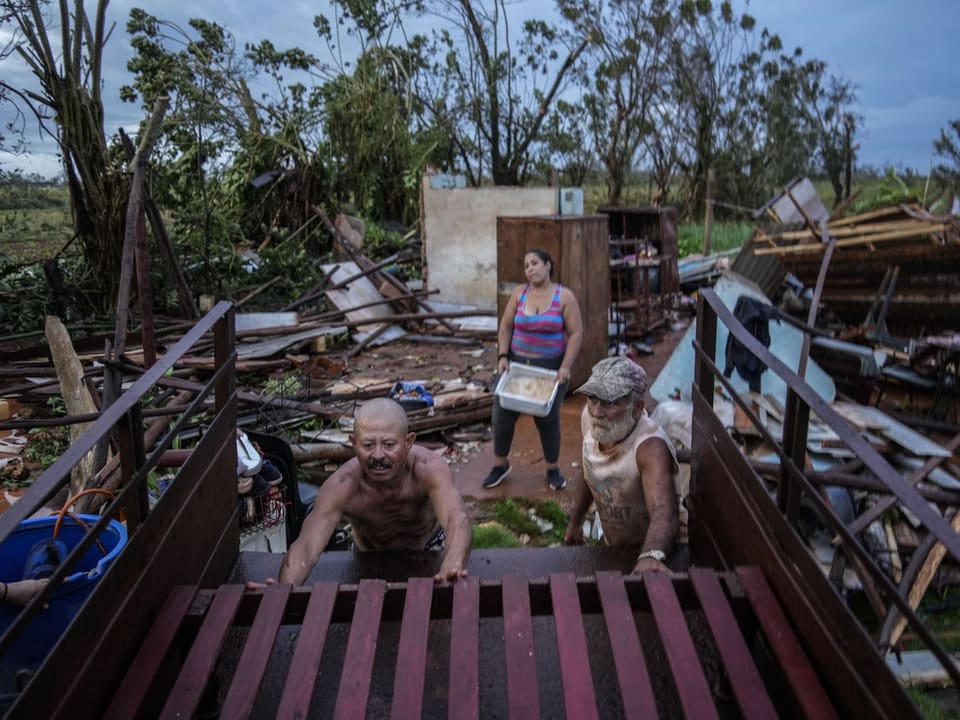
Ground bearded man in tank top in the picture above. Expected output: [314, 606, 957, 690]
[563, 357, 679, 573]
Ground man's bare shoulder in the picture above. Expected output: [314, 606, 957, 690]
[323, 457, 364, 491]
[635, 435, 673, 469]
[408, 445, 452, 479]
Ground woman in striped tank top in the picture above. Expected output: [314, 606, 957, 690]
[482, 248, 583, 491]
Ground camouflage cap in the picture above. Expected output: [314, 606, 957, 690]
[574, 356, 648, 403]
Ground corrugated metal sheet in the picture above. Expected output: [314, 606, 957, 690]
[730, 231, 787, 299]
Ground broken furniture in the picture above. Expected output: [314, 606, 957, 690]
[106, 552, 833, 718]
[598, 205, 679, 340]
[244, 431, 317, 550]
[0, 300, 941, 718]
[748, 203, 960, 336]
[690, 287, 960, 716]
[495, 214, 610, 387]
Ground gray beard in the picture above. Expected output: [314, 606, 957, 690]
[590, 412, 636, 446]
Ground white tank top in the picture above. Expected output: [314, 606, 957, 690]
[580, 406, 679, 546]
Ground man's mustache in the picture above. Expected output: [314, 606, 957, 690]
[368, 458, 392, 470]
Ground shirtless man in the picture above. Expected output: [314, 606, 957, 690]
[254, 398, 471, 586]
[564, 357, 679, 573]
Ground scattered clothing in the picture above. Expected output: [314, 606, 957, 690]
[723, 295, 780, 392]
[423, 526, 446, 552]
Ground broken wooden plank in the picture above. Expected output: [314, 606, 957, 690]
[888, 509, 960, 648]
[45, 316, 99, 497]
[754, 222, 950, 256]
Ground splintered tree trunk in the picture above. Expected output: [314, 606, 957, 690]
[44, 316, 99, 497]
[14, 0, 127, 310]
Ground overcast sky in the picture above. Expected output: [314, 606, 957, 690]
[2, 0, 957, 179]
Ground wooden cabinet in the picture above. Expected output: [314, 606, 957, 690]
[598, 206, 679, 338]
[496, 215, 610, 388]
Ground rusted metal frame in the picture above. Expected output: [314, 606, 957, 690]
[220, 583, 292, 719]
[644, 571, 720, 719]
[689, 568, 778, 719]
[214, 302, 236, 413]
[501, 575, 541, 718]
[782, 227, 833, 521]
[694, 318, 951, 655]
[333, 579, 386, 719]
[389, 576, 434, 720]
[778, 389, 809, 523]
[161, 584, 246, 718]
[103, 584, 199, 720]
[0, 305, 235, 660]
[550, 572, 600, 720]
[748, 462, 960, 506]
[690, 401, 913, 718]
[698, 289, 960, 691]
[224, 573, 738, 629]
[701, 288, 960, 560]
[115, 399, 149, 533]
[0, 404, 229, 662]
[734, 567, 839, 720]
[85, 343, 234, 512]
[19, 390, 238, 718]
[693, 292, 718, 411]
[448, 576, 480, 719]
[595, 572, 658, 719]
[139, 573, 754, 719]
[277, 583, 339, 718]
[845, 431, 960, 537]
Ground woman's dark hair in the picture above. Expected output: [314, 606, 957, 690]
[526, 248, 555, 279]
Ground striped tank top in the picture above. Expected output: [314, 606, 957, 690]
[510, 284, 566, 360]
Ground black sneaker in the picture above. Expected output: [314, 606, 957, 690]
[482, 463, 511, 489]
[547, 468, 566, 490]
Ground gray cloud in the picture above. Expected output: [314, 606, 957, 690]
[3, 0, 958, 176]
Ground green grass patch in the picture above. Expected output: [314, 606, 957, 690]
[494, 498, 542, 536]
[905, 686, 960, 720]
[472, 522, 521, 549]
[677, 221, 753, 258]
[492, 497, 566, 546]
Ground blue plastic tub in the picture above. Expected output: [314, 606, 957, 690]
[0, 515, 127, 703]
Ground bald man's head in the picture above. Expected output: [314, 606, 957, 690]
[355, 397, 409, 435]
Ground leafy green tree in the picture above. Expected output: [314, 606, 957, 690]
[1, 0, 128, 309]
[933, 118, 960, 193]
[757, 41, 819, 194]
[416, 0, 591, 186]
[788, 59, 861, 207]
[313, 1, 439, 225]
[562, 0, 678, 205]
[123, 10, 332, 295]
[667, 0, 766, 216]
[539, 98, 595, 187]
